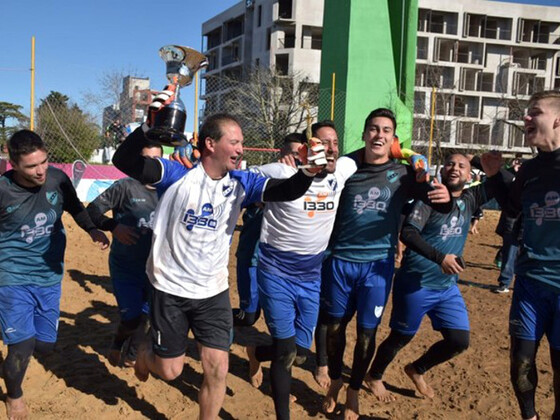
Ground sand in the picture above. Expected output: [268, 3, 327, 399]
[5, 210, 555, 419]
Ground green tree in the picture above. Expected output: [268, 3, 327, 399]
[36, 91, 101, 163]
[0, 102, 29, 144]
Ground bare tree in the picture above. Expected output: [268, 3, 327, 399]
[206, 66, 319, 149]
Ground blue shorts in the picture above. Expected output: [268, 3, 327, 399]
[0, 284, 61, 345]
[257, 268, 320, 349]
[110, 256, 149, 322]
[322, 256, 394, 329]
[390, 275, 469, 335]
[510, 275, 560, 349]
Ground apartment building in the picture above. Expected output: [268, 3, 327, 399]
[201, 0, 323, 116]
[414, 0, 560, 153]
[202, 0, 560, 153]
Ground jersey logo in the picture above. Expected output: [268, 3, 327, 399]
[328, 179, 338, 191]
[131, 198, 147, 203]
[386, 170, 398, 183]
[46, 191, 58, 206]
[21, 210, 57, 244]
[529, 190, 560, 226]
[6, 204, 21, 214]
[456, 200, 465, 212]
[303, 192, 334, 217]
[182, 203, 218, 231]
[138, 211, 155, 232]
[440, 215, 464, 241]
[353, 186, 391, 215]
[374, 305, 384, 318]
[222, 183, 234, 197]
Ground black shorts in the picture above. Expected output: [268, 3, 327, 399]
[150, 288, 233, 357]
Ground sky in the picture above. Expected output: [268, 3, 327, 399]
[0, 0, 239, 125]
[1, 0, 559, 126]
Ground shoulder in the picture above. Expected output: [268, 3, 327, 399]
[254, 162, 294, 178]
[335, 156, 358, 179]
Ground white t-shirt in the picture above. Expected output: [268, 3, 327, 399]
[255, 157, 357, 280]
[148, 160, 267, 299]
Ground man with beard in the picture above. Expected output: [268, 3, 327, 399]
[246, 120, 357, 420]
[365, 153, 503, 402]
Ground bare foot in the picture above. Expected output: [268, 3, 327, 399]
[107, 348, 121, 367]
[246, 346, 262, 388]
[314, 365, 331, 389]
[6, 397, 28, 420]
[364, 373, 396, 402]
[322, 378, 343, 414]
[134, 344, 150, 382]
[344, 387, 360, 420]
[404, 364, 434, 399]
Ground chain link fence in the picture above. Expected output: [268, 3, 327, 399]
[27, 68, 346, 169]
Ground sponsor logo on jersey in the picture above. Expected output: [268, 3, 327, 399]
[20, 210, 58, 244]
[440, 215, 465, 241]
[46, 191, 58, 206]
[529, 190, 560, 226]
[353, 186, 391, 215]
[131, 198, 147, 203]
[386, 170, 399, 183]
[182, 203, 218, 231]
[222, 183, 234, 197]
[303, 192, 334, 217]
[138, 211, 155, 233]
[6, 204, 21, 214]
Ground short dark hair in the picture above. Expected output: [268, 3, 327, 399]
[197, 113, 241, 153]
[283, 132, 306, 146]
[363, 108, 397, 132]
[8, 130, 47, 164]
[310, 120, 336, 137]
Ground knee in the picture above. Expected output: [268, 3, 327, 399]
[511, 354, 535, 392]
[34, 340, 56, 355]
[294, 345, 309, 366]
[449, 334, 470, 355]
[274, 338, 297, 371]
[157, 360, 184, 381]
[357, 327, 377, 348]
[202, 353, 229, 383]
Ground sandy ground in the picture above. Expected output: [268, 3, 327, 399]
[3, 210, 555, 419]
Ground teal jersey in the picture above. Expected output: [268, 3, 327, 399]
[0, 167, 85, 286]
[507, 150, 560, 291]
[87, 177, 158, 263]
[399, 184, 488, 290]
[329, 150, 435, 263]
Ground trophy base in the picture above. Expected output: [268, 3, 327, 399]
[145, 127, 187, 147]
[145, 106, 187, 147]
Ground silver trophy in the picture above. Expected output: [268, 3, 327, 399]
[146, 45, 208, 146]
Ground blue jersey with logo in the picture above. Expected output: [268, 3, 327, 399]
[398, 185, 488, 290]
[0, 167, 79, 287]
[88, 177, 158, 263]
[507, 150, 560, 291]
[329, 150, 436, 263]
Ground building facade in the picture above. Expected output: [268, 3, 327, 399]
[201, 0, 323, 117]
[202, 0, 560, 153]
